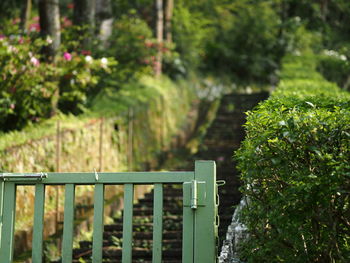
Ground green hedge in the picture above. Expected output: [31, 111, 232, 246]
[236, 54, 350, 262]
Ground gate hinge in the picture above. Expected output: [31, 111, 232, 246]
[183, 180, 206, 209]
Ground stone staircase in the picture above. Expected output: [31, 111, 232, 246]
[64, 92, 268, 262]
[72, 185, 184, 263]
[194, 92, 268, 248]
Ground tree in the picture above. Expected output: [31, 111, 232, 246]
[73, 0, 96, 49]
[165, 0, 173, 43]
[96, 0, 113, 47]
[155, 0, 163, 76]
[39, 0, 61, 58]
[20, 0, 32, 33]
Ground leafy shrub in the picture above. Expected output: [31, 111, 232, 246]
[172, 3, 212, 74]
[317, 50, 350, 90]
[102, 11, 157, 78]
[0, 35, 55, 130]
[204, 0, 282, 84]
[236, 54, 350, 262]
[0, 29, 114, 130]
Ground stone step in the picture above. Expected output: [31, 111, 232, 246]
[103, 230, 182, 240]
[122, 208, 181, 217]
[73, 247, 182, 260]
[72, 260, 180, 263]
[79, 239, 182, 249]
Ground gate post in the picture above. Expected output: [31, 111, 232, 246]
[194, 160, 217, 263]
[0, 181, 4, 252]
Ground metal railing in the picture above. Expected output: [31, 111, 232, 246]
[0, 161, 218, 263]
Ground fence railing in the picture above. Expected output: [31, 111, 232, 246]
[0, 161, 218, 263]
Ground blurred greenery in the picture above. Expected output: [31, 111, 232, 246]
[1, 0, 350, 131]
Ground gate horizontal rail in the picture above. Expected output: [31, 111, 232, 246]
[0, 161, 217, 263]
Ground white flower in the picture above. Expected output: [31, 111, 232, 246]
[340, 55, 347, 61]
[101, 57, 108, 66]
[7, 46, 18, 53]
[85, 55, 93, 63]
[46, 36, 53, 44]
[30, 57, 40, 66]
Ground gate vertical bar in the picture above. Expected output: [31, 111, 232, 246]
[62, 184, 75, 263]
[0, 181, 4, 252]
[152, 183, 163, 262]
[182, 184, 194, 262]
[122, 183, 134, 263]
[0, 182, 16, 263]
[92, 183, 105, 262]
[194, 161, 217, 263]
[32, 183, 46, 263]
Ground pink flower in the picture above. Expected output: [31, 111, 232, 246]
[62, 17, 72, 28]
[10, 104, 15, 110]
[18, 37, 24, 44]
[30, 57, 40, 66]
[29, 23, 40, 32]
[63, 52, 72, 61]
[12, 18, 21, 25]
[145, 41, 153, 48]
[81, 50, 91, 55]
[0, 35, 5, 40]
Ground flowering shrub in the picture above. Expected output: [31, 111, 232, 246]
[57, 52, 116, 114]
[102, 12, 163, 77]
[0, 31, 115, 130]
[0, 35, 55, 130]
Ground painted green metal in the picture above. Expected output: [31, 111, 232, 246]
[32, 183, 46, 263]
[152, 183, 163, 263]
[183, 180, 206, 208]
[194, 161, 217, 263]
[0, 182, 16, 263]
[92, 183, 105, 263]
[182, 183, 194, 262]
[0, 161, 218, 263]
[62, 184, 76, 263]
[1, 171, 193, 184]
[122, 183, 134, 263]
[0, 181, 4, 252]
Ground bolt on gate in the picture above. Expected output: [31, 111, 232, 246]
[0, 161, 219, 263]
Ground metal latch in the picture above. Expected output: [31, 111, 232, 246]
[183, 180, 206, 209]
[0, 172, 47, 181]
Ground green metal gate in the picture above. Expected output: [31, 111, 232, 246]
[0, 161, 218, 263]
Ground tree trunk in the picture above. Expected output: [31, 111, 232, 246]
[96, 0, 113, 47]
[165, 0, 173, 43]
[39, 0, 61, 59]
[20, 0, 32, 33]
[96, 0, 112, 22]
[73, 0, 96, 49]
[155, 0, 164, 77]
[320, 0, 328, 22]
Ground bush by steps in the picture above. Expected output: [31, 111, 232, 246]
[236, 53, 350, 262]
